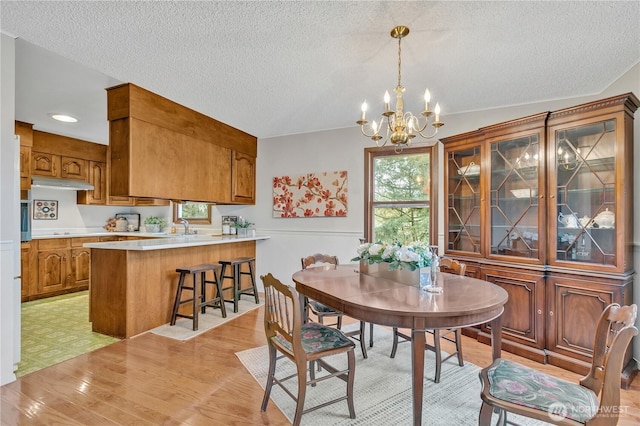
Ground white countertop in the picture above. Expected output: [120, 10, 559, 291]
[83, 234, 270, 251]
[32, 232, 170, 239]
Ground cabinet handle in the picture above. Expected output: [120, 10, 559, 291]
[549, 311, 554, 316]
[537, 309, 542, 315]
[549, 194, 554, 199]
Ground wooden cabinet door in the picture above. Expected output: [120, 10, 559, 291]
[31, 152, 60, 177]
[37, 249, 68, 295]
[70, 248, 91, 289]
[231, 151, 256, 204]
[546, 274, 629, 363]
[78, 161, 107, 205]
[60, 156, 88, 180]
[480, 267, 546, 351]
[20, 244, 31, 302]
[20, 146, 32, 191]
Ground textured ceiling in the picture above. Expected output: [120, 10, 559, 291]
[2, 1, 639, 145]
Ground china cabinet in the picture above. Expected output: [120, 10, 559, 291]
[441, 93, 638, 386]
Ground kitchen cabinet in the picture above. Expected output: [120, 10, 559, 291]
[27, 237, 99, 300]
[20, 242, 33, 302]
[15, 121, 33, 192]
[77, 161, 107, 205]
[36, 239, 68, 296]
[77, 156, 169, 206]
[31, 152, 88, 181]
[107, 83, 257, 204]
[231, 151, 256, 204]
[441, 93, 638, 385]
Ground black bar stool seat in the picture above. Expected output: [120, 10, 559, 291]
[170, 263, 226, 331]
[218, 257, 259, 313]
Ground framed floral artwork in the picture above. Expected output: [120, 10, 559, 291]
[273, 171, 348, 218]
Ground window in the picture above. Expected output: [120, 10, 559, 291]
[172, 202, 212, 224]
[364, 145, 437, 245]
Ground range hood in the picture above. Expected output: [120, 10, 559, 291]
[31, 176, 94, 191]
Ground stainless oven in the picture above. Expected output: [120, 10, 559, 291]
[20, 199, 32, 242]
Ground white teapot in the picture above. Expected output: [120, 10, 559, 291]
[558, 212, 578, 228]
[593, 208, 615, 228]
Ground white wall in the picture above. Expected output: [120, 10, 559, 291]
[0, 33, 18, 385]
[254, 63, 640, 361]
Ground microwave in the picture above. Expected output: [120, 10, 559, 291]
[20, 200, 32, 242]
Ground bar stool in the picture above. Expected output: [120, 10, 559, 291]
[170, 263, 226, 331]
[218, 257, 260, 313]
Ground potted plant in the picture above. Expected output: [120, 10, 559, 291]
[235, 217, 254, 237]
[144, 216, 166, 233]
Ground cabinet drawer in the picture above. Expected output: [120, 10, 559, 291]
[71, 237, 100, 247]
[37, 238, 69, 250]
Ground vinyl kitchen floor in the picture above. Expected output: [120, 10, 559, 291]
[16, 291, 119, 377]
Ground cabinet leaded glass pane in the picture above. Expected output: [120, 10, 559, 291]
[447, 147, 481, 252]
[555, 119, 616, 265]
[490, 135, 539, 258]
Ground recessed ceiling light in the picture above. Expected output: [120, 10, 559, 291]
[49, 113, 78, 123]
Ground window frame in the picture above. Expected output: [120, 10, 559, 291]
[172, 202, 213, 225]
[364, 144, 438, 244]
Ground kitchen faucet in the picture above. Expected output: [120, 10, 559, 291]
[179, 218, 190, 235]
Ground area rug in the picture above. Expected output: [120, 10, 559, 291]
[150, 299, 264, 341]
[18, 291, 120, 377]
[236, 325, 547, 425]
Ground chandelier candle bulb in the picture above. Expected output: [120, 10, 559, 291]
[384, 91, 391, 112]
[360, 101, 367, 122]
[435, 103, 441, 122]
[424, 89, 431, 111]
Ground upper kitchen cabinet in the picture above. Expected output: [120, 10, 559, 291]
[107, 83, 257, 204]
[15, 121, 33, 193]
[31, 130, 104, 181]
[547, 93, 638, 274]
[231, 151, 256, 204]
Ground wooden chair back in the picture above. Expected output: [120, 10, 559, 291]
[581, 303, 637, 421]
[261, 273, 301, 360]
[439, 257, 466, 276]
[301, 253, 339, 270]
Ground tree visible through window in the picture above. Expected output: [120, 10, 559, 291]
[172, 202, 212, 224]
[365, 145, 436, 246]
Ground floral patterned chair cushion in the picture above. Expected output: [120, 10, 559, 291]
[308, 300, 339, 313]
[486, 359, 599, 423]
[275, 321, 354, 354]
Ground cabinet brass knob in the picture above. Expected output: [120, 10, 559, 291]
[537, 309, 542, 314]
[549, 311, 554, 316]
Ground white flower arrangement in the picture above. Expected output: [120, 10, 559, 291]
[352, 241, 432, 271]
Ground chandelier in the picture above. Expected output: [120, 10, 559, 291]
[357, 26, 444, 152]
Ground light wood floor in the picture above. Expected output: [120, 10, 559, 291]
[2, 307, 638, 425]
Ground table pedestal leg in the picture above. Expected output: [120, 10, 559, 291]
[411, 329, 426, 426]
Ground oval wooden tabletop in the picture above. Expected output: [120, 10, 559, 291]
[292, 264, 509, 329]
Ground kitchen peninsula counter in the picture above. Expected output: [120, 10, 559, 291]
[87, 234, 270, 338]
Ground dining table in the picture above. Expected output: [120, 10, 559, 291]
[292, 264, 509, 426]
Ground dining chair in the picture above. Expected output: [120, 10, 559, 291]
[301, 253, 371, 358]
[478, 303, 637, 426]
[260, 273, 356, 425]
[390, 257, 466, 383]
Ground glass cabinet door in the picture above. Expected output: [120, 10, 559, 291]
[446, 145, 481, 254]
[488, 131, 542, 262]
[551, 119, 617, 266]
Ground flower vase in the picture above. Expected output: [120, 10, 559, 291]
[237, 227, 248, 237]
[359, 261, 420, 287]
[425, 245, 443, 293]
[146, 224, 160, 233]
